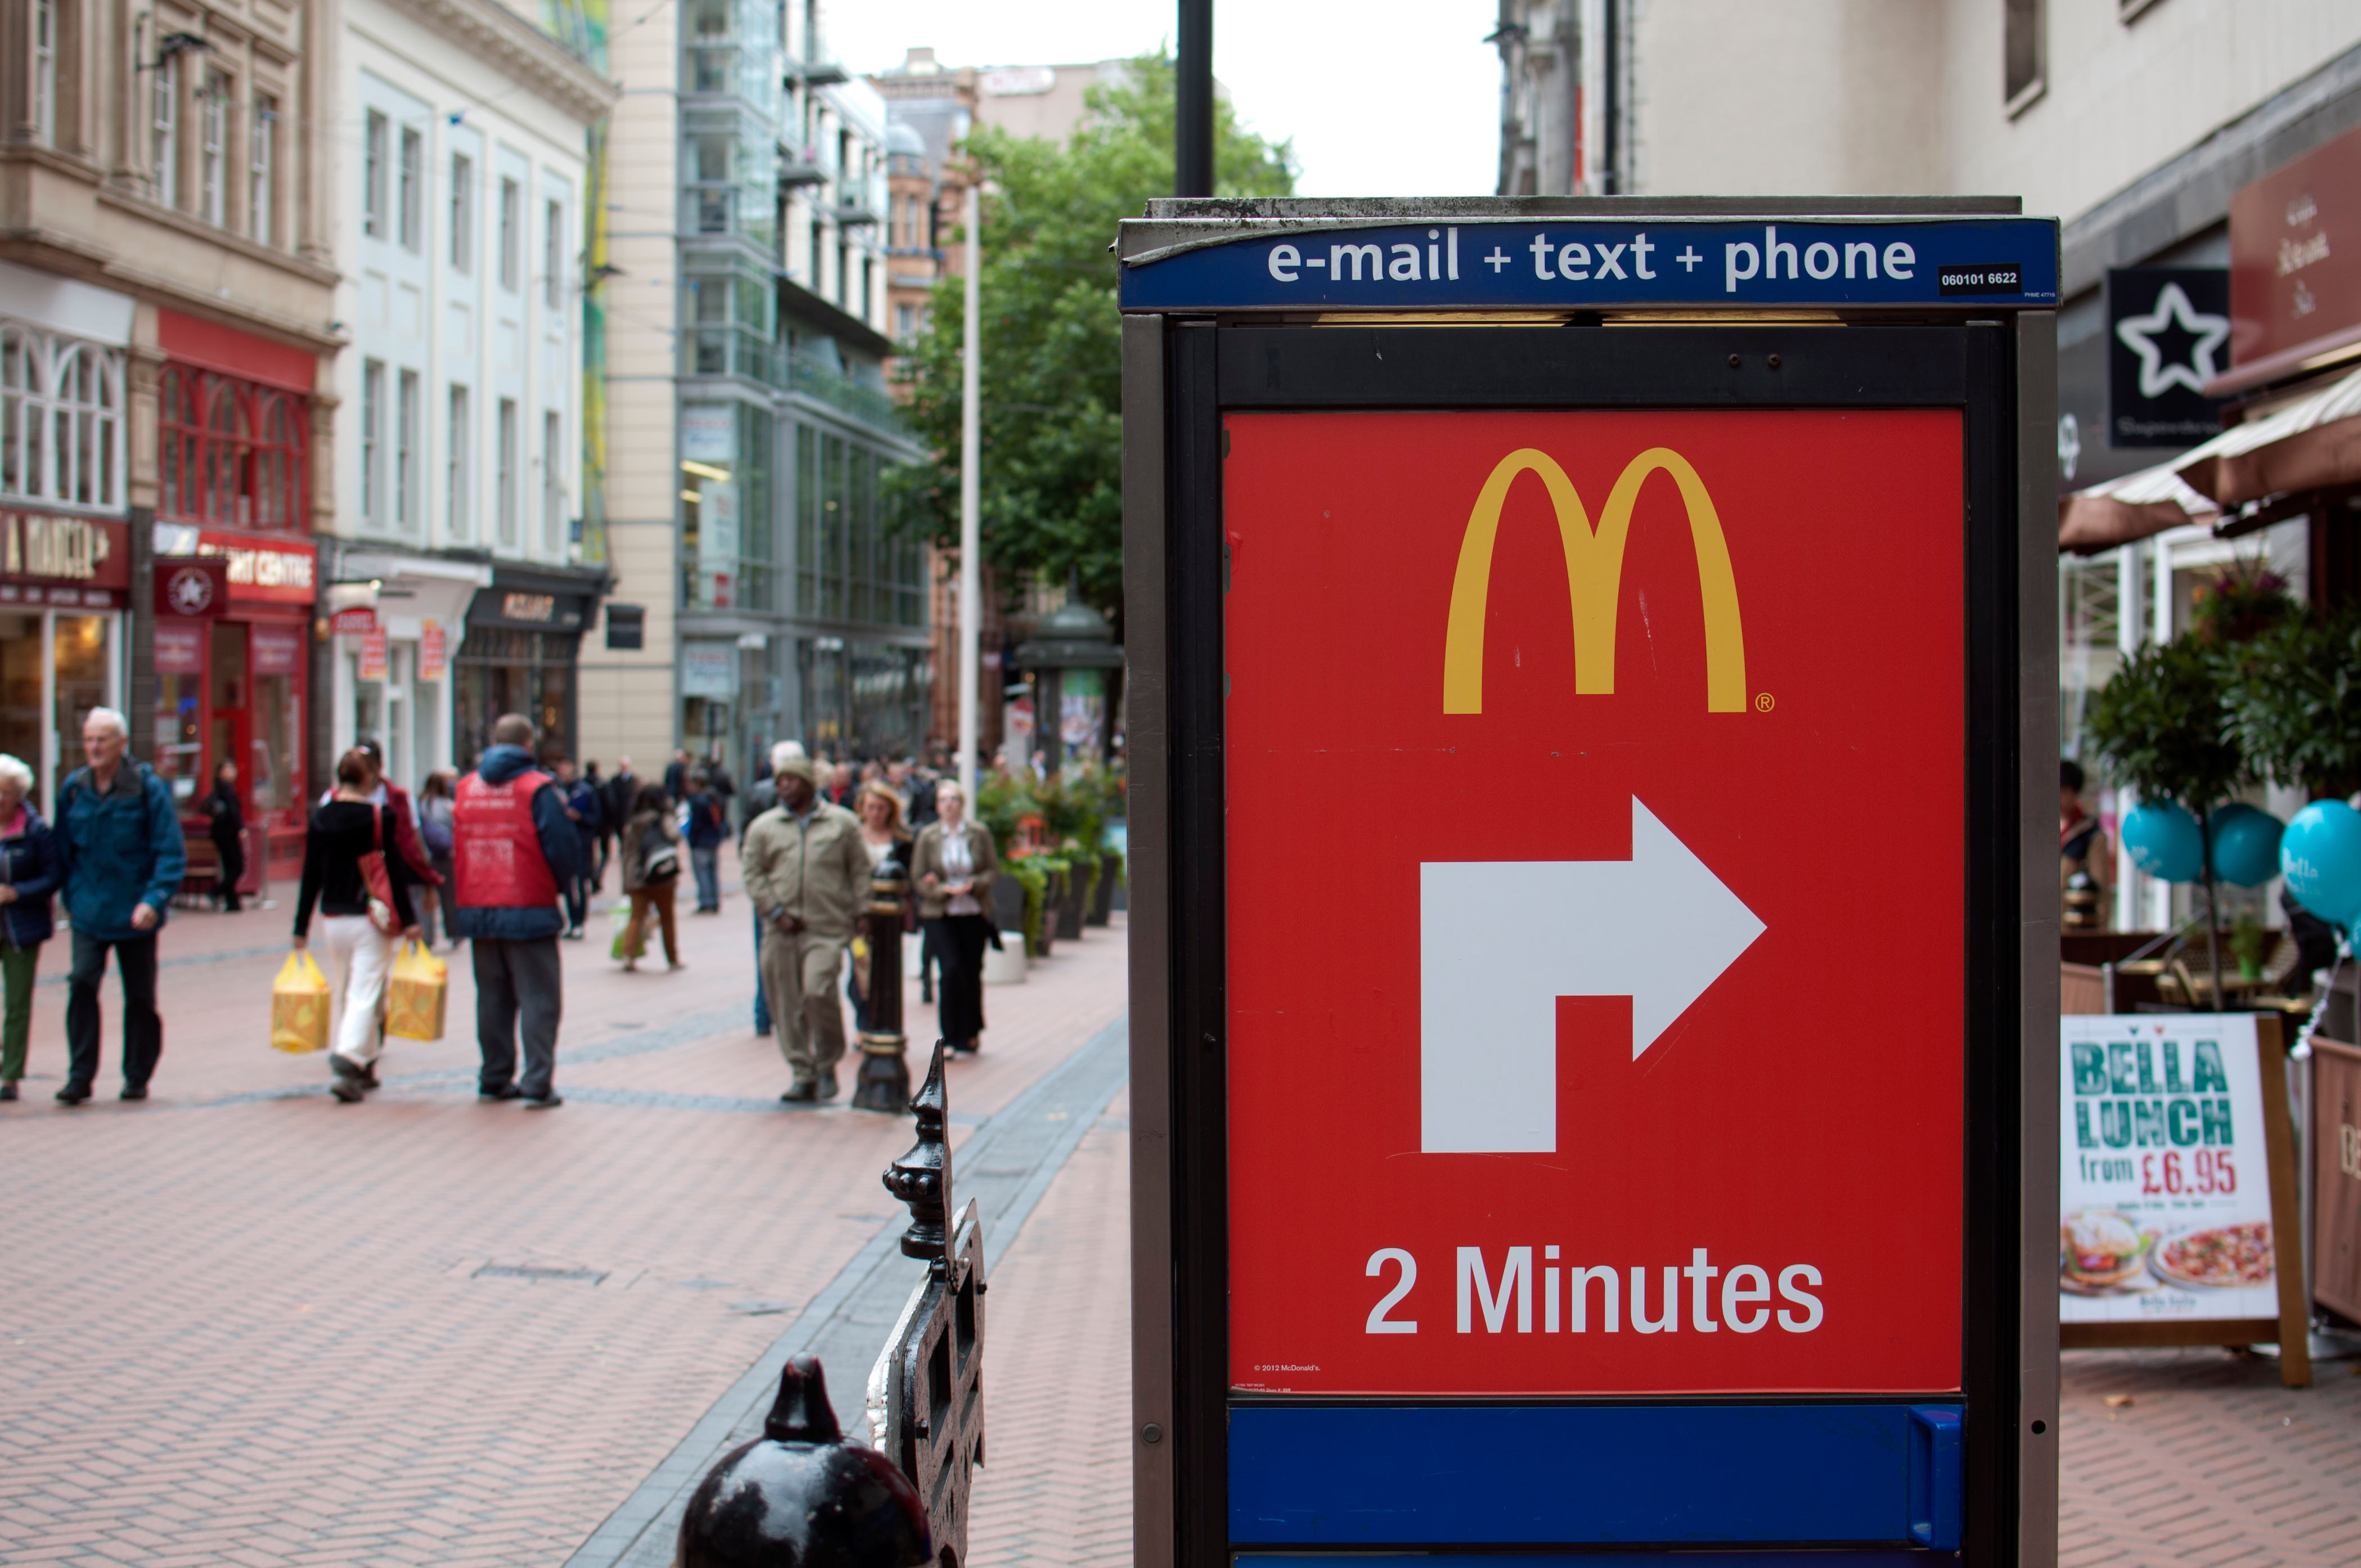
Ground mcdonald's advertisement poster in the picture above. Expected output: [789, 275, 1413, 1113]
[2058, 1014, 2279, 1324]
[1223, 409, 1965, 1396]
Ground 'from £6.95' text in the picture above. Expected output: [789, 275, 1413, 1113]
[1361, 1246, 1825, 1336]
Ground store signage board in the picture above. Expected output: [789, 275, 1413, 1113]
[2311, 1038, 2361, 1323]
[1123, 199, 2057, 1568]
[2057, 1014, 2308, 1383]
[420, 619, 447, 681]
[1120, 217, 2058, 313]
[2105, 268, 2228, 448]
[2228, 124, 2361, 367]
[1227, 410, 1965, 1396]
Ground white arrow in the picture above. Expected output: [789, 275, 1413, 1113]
[1420, 797, 1766, 1154]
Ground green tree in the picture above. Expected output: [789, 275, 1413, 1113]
[893, 54, 1295, 625]
[2225, 605, 2361, 801]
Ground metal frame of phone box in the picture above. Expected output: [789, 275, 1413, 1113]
[1121, 200, 2062, 1568]
[2058, 1013, 2310, 1389]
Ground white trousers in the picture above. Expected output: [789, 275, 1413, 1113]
[322, 914, 397, 1066]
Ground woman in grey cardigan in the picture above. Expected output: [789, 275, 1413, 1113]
[908, 780, 998, 1054]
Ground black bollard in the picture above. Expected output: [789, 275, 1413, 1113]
[852, 859, 912, 1112]
[676, 1355, 933, 1568]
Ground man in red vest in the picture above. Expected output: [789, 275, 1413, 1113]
[451, 713, 585, 1108]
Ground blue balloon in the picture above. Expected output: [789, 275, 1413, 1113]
[2209, 803, 2286, 888]
[2122, 802, 2204, 883]
[2282, 800, 2361, 928]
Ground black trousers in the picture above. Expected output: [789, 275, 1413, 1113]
[213, 833, 245, 911]
[66, 929, 161, 1089]
[472, 936, 562, 1098]
[930, 914, 990, 1047]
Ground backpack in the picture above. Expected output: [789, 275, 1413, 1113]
[640, 820, 680, 882]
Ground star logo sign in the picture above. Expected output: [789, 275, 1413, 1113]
[2115, 282, 2229, 399]
[165, 565, 216, 615]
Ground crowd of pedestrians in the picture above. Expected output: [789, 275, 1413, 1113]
[0, 709, 999, 1113]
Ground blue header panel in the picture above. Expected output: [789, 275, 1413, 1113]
[1120, 218, 2058, 313]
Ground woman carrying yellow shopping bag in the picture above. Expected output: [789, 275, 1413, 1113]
[291, 750, 419, 1102]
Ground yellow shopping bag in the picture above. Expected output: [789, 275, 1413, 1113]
[385, 940, 448, 1043]
[271, 951, 331, 1054]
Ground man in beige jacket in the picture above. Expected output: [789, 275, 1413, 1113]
[740, 752, 872, 1100]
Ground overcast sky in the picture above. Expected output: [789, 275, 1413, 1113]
[824, 0, 1502, 199]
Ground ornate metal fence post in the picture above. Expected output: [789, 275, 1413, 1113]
[852, 856, 912, 1112]
[870, 1044, 987, 1566]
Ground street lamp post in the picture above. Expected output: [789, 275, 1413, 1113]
[957, 183, 982, 799]
[1177, 0, 1214, 197]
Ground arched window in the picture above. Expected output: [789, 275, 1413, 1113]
[157, 363, 308, 529]
[0, 320, 125, 512]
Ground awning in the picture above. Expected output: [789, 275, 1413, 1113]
[2057, 462, 2219, 555]
[2173, 361, 2361, 509]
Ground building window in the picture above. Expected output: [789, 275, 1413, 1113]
[249, 95, 277, 245]
[152, 55, 179, 208]
[398, 127, 423, 251]
[2004, 0, 2045, 113]
[157, 365, 307, 529]
[836, 242, 849, 307]
[496, 397, 518, 545]
[363, 110, 387, 238]
[447, 385, 471, 540]
[199, 71, 230, 227]
[396, 369, 419, 530]
[499, 177, 520, 291]
[0, 325, 125, 511]
[810, 218, 823, 290]
[544, 199, 563, 309]
[360, 360, 384, 525]
[542, 410, 563, 554]
[33, 0, 56, 147]
[450, 154, 474, 272]
[894, 303, 915, 340]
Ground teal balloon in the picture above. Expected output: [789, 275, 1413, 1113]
[2122, 802, 2203, 883]
[2282, 800, 2361, 927]
[2208, 804, 2285, 888]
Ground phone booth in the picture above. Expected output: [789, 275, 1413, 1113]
[1121, 200, 2062, 1567]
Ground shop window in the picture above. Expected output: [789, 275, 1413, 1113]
[53, 613, 106, 783]
[0, 614, 39, 791]
[1, 324, 123, 511]
[158, 365, 308, 530]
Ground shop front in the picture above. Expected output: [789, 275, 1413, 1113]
[152, 525, 317, 884]
[325, 549, 492, 792]
[0, 508, 128, 814]
[454, 565, 604, 769]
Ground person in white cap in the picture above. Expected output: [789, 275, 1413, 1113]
[741, 750, 871, 1101]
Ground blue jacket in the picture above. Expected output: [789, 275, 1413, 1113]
[0, 807, 66, 947]
[451, 745, 586, 942]
[56, 760, 185, 941]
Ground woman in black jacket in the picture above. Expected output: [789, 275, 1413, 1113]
[293, 749, 419, 1103]
[203, 760, 245, 911]
[0, 753, 64, 1100]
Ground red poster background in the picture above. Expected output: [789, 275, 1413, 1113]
[1224, 410, 1965, 1395]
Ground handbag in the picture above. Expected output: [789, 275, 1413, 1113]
[357, 808, 403, 936]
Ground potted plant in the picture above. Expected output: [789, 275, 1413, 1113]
[2083, 634, 2248, 1005]
[2226, 602, 2361, 805]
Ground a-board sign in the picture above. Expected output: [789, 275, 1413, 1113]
[2309, 1037, 2361, 1324]
[2058, 1014, 2309, 1385]
[1122, 197, 2058, 1568]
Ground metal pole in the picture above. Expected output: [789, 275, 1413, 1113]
[957, 182, 982, 799]
[1176, 0, 1213, 197]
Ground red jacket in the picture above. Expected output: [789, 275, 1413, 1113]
[454, 768, 560, 909]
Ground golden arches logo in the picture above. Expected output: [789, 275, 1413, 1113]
[1442, 447, 1748, 715]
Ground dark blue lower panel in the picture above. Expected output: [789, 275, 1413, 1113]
[1228, 1404, 1964, 1548]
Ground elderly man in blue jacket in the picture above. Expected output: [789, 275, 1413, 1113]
[55, 706, 185, 1104]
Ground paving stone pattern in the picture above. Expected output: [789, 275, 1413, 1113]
[2060, 1346, 2361, 1567]
[0, 850, 1131, 1567]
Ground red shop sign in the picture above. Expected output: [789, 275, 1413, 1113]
[154, 620, 205, 675]
[330, 606, 378, 636]
[1223, 409, 1965, 1397]
[155, 556, 229, 618]
[193, 529, 317, 605]
[252, 622, 304, 676]
[0, 510, 131, 609]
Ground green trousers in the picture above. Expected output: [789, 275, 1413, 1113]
[1, 938, 37, 1083]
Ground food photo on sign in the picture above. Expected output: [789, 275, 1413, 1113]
[2060, 1013, 2279, 1323]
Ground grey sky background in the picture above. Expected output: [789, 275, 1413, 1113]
[825, 0, 1502, 199]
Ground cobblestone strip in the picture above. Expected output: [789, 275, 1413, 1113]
[564, 1018, 1131, 1568]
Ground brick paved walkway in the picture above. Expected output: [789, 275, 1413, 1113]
[0, 851, 1131, 1567]
[2061, 1346, 2361, 1568]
